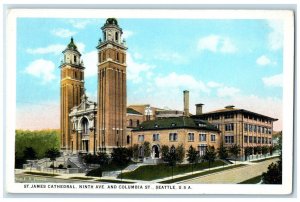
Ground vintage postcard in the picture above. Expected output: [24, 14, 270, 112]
[4, 9, 294, 195]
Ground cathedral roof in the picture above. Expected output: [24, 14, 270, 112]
[105, 18, 118, 26]
[132, 116, 220, 132]
[127, 108, 143, 115]
[64, 37, 79, 52]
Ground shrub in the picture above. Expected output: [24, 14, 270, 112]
[58, 164, 64, 169]
[86, 167, 102, 177]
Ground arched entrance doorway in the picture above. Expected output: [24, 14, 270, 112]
[81, 117, 89, 152]
[152, 145, 160, 158]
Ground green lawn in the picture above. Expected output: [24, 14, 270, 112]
[95, 179, 133, 183]
[251, 156, 279, 163]
[118, 160, 224, 181]
[69, 177, 94, 180]
[239, 175, 262, 184]
[160, 164, 246, 183]
[24, 171, 59, 176]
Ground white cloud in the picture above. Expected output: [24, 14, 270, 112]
[216, 86, 240, 97]
[68, 19, 92, 29]
[25, 59, 56, 83]
[256, 55, 271, 66]
[127, 53, 155, 83]
[207, 81, 223, 88]
[267, 20, 283, 51]
[81, 51, 98, 77]
[197, 35, 237, 54]
[26, 44, 65, 55]
[122, 30, 134, 39]
[155, 72, 209, 93]
[76, 42, 85, 53]
[154, 51, 187, 64]
[262, 73, 283, 87]
[219, 38, 237, 53]
[51, 28, 76, 38]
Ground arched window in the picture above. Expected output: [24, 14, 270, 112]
[74, 55, 77, 63]
[115, 32, 118, 41]
[82, 117, 89, 135]
[137, 120, 140, 126]
[127, 135, 130, 144]
[116, 52, 119, 62]
[129, 119, 133, 127]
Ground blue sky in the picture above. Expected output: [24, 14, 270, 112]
[16, 18, 283, 130]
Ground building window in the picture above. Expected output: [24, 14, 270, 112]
[127, 135, 130, 144]
[244, 124, 248, 131]
[244, 135, 248, 143]
[153, 134, 160, 141]
[258, 126, 261, 133]
[258, 137, 261, 144]
[249, 125, 253, 132]
[115, 32, 118, 41]
[116, 52, 119, 61]
[225, 135, 234, 144]
[249, 136, 253, 143]
[211, 134, 216, 142]
[199, 133, 207, 142]
[212, 115, 219, 120]
[269, 138, 272, 144]
[198, 144, 207, 157]
[225, 113, 234, 119]
[74, 55, 77, 63]
[254, 136, 257, 143]
[213, 124, 219, 129]
[137, 120, 140, 126]
[254, 125, 257, 132]
[138, 135, 144, 142]
[188, 133, 194, 142]
[225, 123, 234, 131]
[81, 117, 89, 135]
[169, 133, 178, 141]
[129, 119, 133, 127]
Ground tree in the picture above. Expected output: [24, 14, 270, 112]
[229, 144, 241, 164]
[23, 147, 37, 171]
[269, 145, 274, 156]
[262, 146, 269, 158]
[203, 146, 217, 170]
[111, 147, 131, 167]
[143, 141, 151, 158]
[262, 162, 282, 184]
[244, 147, 252, 161]
[45, 148, 60, 175]
[167, 145, 177, 180]
[97, 152, 109, 167]
[111, 147, 132, 181]
[175, 144, 185, 163]
[256, 146, 262, 158]
[131, 144, 139, 161]
[23, 147, 37, 160]
[161, 145, 170, 162]
[217, 144, 228, 166]
[262, 133, 282, 184]
[186, 145, 199, 173]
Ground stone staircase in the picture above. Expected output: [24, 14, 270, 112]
[67, 155, 86, 173]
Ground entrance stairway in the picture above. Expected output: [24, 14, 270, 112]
[67, 155, 86, 173]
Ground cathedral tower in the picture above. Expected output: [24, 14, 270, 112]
[96, 18, 127, 152]
[60, 37, 85, 151]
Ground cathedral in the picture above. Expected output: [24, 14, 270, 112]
[60, 18, 131, 154]
[60, 18, 277, 160]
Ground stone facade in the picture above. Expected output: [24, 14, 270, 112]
[132, 128, 220, 159]
[96, 18, 128, 152]
[60, 37, 85, 151]
[192, 105, 277, 156]
[69, 93, 97, 154]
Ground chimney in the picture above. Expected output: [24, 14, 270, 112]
[195, 103, 204, 115]
[183, 90, 189, 117]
